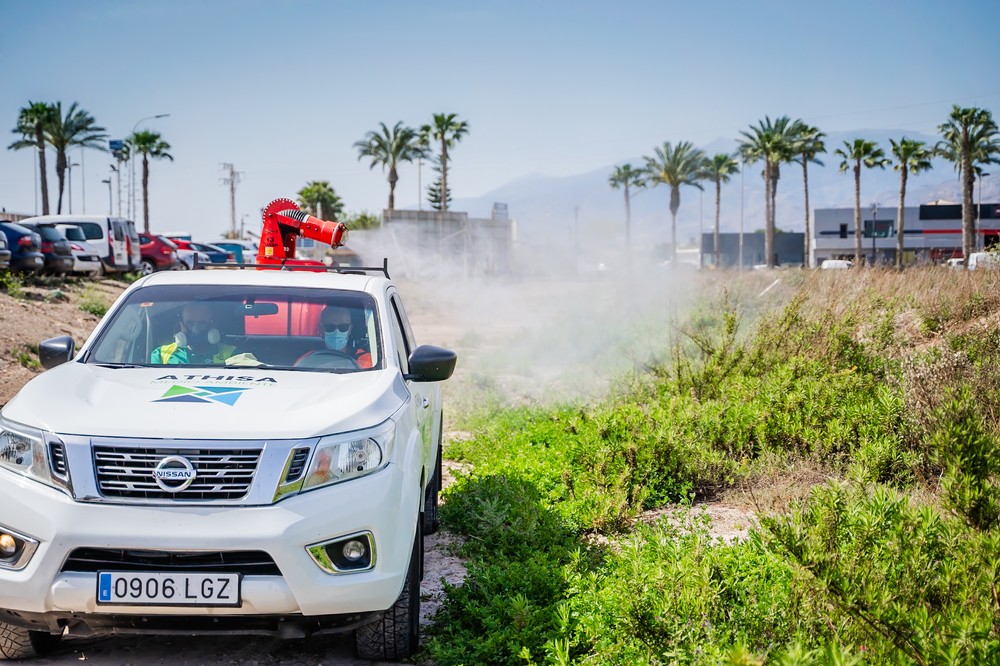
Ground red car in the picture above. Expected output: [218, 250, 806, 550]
[138, 233, 180, 275]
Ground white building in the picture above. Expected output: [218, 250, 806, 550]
[812, 201, 1000, 267]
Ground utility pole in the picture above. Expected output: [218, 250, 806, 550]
[220, 163, 243, 238]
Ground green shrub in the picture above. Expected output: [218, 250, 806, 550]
[0, 271, 25, 299]
[13, 346, 39, 370]
[763, 483, 1000, 664]
[930, 388, 1000, 531]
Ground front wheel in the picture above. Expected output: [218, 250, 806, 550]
[0, 621, 61, 660]
[354, 523, 421, 660]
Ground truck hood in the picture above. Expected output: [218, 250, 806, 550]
[2, 363, 410, 440]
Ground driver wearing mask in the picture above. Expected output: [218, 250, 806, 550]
[319, 305, 372, 369]
[151, 302, 238, 365]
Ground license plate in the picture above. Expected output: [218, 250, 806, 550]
[97, 572, 241, 607]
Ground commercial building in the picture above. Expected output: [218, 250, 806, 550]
[812, 202, 1000, 267]
[700, 231, 805, 268]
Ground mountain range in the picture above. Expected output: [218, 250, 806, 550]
[447, 129, 998, 249]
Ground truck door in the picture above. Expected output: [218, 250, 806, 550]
[388, 291, 434, 465]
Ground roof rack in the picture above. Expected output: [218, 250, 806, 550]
[195, 257, 390, 279]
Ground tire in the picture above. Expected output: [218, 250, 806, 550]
[0, 620, 61, 659]
[354, 523, 421, 660]
[140, 259, 155, 276]
[422, 432, 443, 536]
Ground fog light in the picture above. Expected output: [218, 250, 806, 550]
[342, 540, 366, 561]
[0, 533, 17, 558]
[306, 531, 376, 574]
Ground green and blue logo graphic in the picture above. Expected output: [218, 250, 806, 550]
[154, 385, 250, 406]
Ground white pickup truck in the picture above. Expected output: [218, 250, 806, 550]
[0, 264, 455, 661]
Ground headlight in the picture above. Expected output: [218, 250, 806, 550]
[0, 414, 71, 493]
[303, 422, 394, 492]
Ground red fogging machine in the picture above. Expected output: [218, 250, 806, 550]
[255, 198, 348, 268]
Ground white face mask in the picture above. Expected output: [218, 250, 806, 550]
[324, 330, 349, 351]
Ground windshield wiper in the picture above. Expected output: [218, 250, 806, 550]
[91, 362, 147, 369]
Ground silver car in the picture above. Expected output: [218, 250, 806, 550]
[55, 224, 102, 275]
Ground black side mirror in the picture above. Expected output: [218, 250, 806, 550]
[403, 345, 456, 382]
[39, 335, 75, 370]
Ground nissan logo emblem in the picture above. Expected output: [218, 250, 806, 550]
[152, 455, 197, 493]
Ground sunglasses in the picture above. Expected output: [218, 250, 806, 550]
[321, 321, 351, 333]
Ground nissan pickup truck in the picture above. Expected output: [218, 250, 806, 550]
[0, 263, 456, 661]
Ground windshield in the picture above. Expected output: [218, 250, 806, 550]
[85, 284, 382, 372]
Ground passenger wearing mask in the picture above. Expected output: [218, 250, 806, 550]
[151, 302, 238, 365]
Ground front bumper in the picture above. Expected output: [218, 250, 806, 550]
[0, 465, 415, 630]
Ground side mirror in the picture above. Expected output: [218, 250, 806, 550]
[39, 335, 75, 370]
[404, 345, 456, 382]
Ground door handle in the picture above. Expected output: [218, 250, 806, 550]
[421, 397, 430, 409]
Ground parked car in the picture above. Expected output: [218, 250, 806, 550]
[820, 259, 853, 270]
[20, 223, 76, 276]
[17, 215, 138, 275]
[54, 224, 103, 275]
[0, 222, 44, 273]
[137, 233, 180, 275]
[206, 239, 258, 264]
[0, 233, 11, 271]
[175, 248, 212, 270]
[169, 239, 234, 264]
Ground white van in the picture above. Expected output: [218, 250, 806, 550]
[17, 215, 140, 274]
[968, 252, 998, 270]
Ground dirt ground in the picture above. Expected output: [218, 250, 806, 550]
[1, 273, 756, 664]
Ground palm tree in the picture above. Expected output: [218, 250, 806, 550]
[791, 122, 826, 267]
[889, 138, 933, 270]
[699, 154, 739, 267]
[297, 181, 344, 220]
[420, 113, 469, 211]
[738, 116, 797, 268]
[354, 121, 425, 211]
[608, 163, 645, 261]
[835, 139, 889, 265]
[127, 130, 172, 233]
[642, 141, 706, 265]
[937, 106, 1000, 263]
[8, 101, 57, 215]
[45, 102, 108, 214]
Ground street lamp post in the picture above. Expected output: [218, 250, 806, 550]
[101, 178, 112, 215]
[67, 162, 80, 214]
[978, 172, 990, 251]
[870, 201, 879, 267]
[699, 188, 704, 269]
[128, 113, 170, 221]
[739, 159, 744, 271]
[80, 147, 86, 214]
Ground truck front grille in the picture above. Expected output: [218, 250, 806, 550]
[61, 548, 280, 575]
[93, 445, 262, 501]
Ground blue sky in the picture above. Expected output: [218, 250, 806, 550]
[2, 0, 999, 239]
